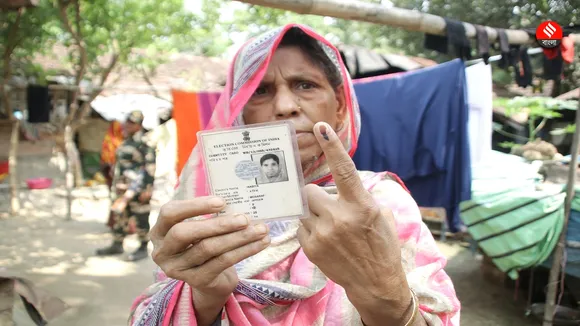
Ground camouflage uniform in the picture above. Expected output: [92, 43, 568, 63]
[111, 126, 156, 243]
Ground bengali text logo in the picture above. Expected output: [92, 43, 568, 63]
[536, 21, 563, 49]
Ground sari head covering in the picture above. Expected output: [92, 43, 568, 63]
[173, 24, 361, 201]
[130, 24, 460, 326]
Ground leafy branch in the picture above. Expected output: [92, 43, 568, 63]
[494, 96, 578, 146]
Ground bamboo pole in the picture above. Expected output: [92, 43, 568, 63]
[8, 119, 20, 216]
[542, 94, 580, 326]
[235, 0, 580, 44]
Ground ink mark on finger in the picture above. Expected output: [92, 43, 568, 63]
[319, 123, 329, 141]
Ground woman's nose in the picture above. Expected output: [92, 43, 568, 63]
[273, 88, 301, 118]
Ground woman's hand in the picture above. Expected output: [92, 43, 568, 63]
[297, 122, 416, 326]
[150, 198, 271, 326]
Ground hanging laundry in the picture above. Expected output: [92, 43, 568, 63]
[560, 36, 575, 64]
[465, 62, 493, 165]
[544, 50, 564, 81]
[424, 18, 472, 60]
[172, 90, 203, 176]
[544, 36, 575, 62]
[515, 47, 533, 88]
[543, 36, 575, 81]
[26, 85, 51, 123]
[496, 29, 511, 69]
[424, 33, 447, 54]
[475, 25, 490, 64]
[543, 47, 559, 60]
[352, 59, 471, 232]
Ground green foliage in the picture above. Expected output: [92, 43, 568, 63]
[0, 2, 59, 79]
[494, 96, 579, 142]
[492, 69, 514, 88]
[550, 123, 576, 136]
[502, 97, 578, 117]
[56, 0, 197, 84]
[498, 141, 518, 149]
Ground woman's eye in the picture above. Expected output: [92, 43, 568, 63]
[297, 82, 315, 90]
[254, 87, 267, 96]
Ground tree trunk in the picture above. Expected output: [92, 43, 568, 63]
[236, 0, 580, 44]
[71, 137, 83, 187]
[9, 119, 20, 216]
[64, 125, 74, 220]
[57, 0, 87, 128]
[2, 7, 24, 216]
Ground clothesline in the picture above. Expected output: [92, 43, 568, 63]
[235, 0, 580, 45]
[465, 47, 544, 66]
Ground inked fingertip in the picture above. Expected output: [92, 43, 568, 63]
[315, 122, 332, 141]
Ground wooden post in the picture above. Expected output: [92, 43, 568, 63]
[235, 0, 580, 44]
[8, 119, 20, 216]
[542, 95, 580, 326]
[64, 125, 73, 221]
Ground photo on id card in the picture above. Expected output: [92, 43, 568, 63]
[197, 121, 307, 222]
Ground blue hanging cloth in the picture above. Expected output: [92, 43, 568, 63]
[352, 59, 472, 232]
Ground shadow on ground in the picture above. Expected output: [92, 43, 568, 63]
[440, 242, 537, 325]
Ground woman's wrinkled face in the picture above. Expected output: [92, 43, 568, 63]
[243, 46, 347, 168]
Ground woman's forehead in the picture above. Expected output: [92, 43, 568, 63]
[260, 47, 327, 82]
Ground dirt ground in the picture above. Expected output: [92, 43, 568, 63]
[0, 185, 538, 326]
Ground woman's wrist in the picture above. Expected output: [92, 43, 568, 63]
[344, 271, 416, 326]
[191, 288, 229, 326]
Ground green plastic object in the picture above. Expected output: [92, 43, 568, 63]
[461, 151, 566, 280]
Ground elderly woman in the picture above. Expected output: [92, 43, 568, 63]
[130, 25, 460, 326]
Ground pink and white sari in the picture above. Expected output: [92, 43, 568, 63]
[129, 24, 460, 326]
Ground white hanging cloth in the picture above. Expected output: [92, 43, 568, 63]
[465, 62, 493, 165]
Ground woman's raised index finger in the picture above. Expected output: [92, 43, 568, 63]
[313, 122, 367, 203]
[155, 197, 226, 236]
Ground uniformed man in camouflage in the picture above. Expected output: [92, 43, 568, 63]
[96, 110, 156, 261]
